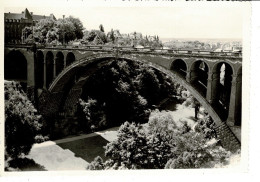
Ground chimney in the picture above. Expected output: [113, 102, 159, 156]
[31, 12, 33, 15]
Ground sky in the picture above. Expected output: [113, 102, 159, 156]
[3, 0, 247, 40]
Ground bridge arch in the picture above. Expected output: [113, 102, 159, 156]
[48, 54, 223, 127]
[66, 52, 76, 66]
[4, 50, 27, 90]
[189, 60, 210, 97]
[55, 51, 65, 76]
[170, 59, 187, 79]
[211, 62, 234, 121]
[46, 51, 54, 88]
[36, 50, 44, 88]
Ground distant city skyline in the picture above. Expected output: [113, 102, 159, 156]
[4, 0, 245, 40]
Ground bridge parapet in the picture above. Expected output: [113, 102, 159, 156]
[5, 43, 242, 59]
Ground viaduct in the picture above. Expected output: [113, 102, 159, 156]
[4, 44, 242, 152]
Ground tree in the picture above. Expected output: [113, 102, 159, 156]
[133, 31, 137, 40]
[99, 24, 105, 32]
[66, 16, 84, 39]
[109, 29, 115, 43]
[78, 98, 106, 131]
[83, 30, 107, 45]
[56, 18, 76, 44]
[104, 122, 149, 169]
[5, 81, 42, 159]
[46, 27, 59, 44]
[22, 16, 84, 44]
[87, 108, 232, 170]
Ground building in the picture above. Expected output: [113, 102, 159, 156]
[4, 8, 56, 44]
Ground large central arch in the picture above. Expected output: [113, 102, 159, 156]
[47, 54, 223, 127]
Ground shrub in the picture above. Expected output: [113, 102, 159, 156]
[194, 115, 217, 139]
[86, 156, 105, 170]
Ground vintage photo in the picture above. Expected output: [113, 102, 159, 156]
[2, 0, 248, 172]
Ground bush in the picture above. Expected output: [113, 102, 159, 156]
[194, 115, 217, 139]
[86, 156, 105, 170]
[165, 150, 213, 169]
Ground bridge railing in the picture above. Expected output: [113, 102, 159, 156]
[5, 43, 242, 58]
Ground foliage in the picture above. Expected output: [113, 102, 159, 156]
[86, 156, 105, 170]
[87, 110, 232, 170]
[5, 157, 46, 171]
[107, 29, 115, 43]
[104, 122, 149, 169]
[164, 150, 213, 169]
[78, 98, 107, 131]
[99, 24, 105, 32]
[66, 16, 84, 39]
[56, 18, 76, 43]
[83, 30, 107, 44]
[5, 81, 43, 159]
[23, 16, 84, 44]
[79, 59, 175, 129]
[194, 114, 217, 139]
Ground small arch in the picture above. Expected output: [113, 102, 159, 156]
[190, 60, 209, 97]
[36, 51, 44, 88]
[55, 51, 64, 76]
[170, 59, 187, 78]
[212, 62, 233, 121]
[46, 51, 54, 88]
[4, 50, 27, 90]
[66, 52, 75, 67]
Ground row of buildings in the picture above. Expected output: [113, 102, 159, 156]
[4, 8, 56, 44]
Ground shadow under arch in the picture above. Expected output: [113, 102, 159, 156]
[55, 51, 65, 76]
[170, 59, 187, 79]
[4, 50, 28, 90]
[211, 61, 234, 121]
[46, 51, 54, 88]
[190, 60, 210, 97]
[66, 52, 76, 67]
[36, 50, 44, 88]
[48, 54, 223, 127]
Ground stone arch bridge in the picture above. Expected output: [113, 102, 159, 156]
[4, 44, 242, 151]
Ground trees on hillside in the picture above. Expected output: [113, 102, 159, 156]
[5, 81, 43, 159]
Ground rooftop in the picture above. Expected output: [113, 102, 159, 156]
[4, 8, 56, 21]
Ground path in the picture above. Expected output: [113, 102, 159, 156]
[26, 127, 119, 170]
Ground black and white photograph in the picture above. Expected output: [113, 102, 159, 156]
[1, 0, 253, 175]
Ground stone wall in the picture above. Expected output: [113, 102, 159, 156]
[215, 122, 241, 152]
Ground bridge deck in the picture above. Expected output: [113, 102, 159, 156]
[5, 44, 242, 60]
